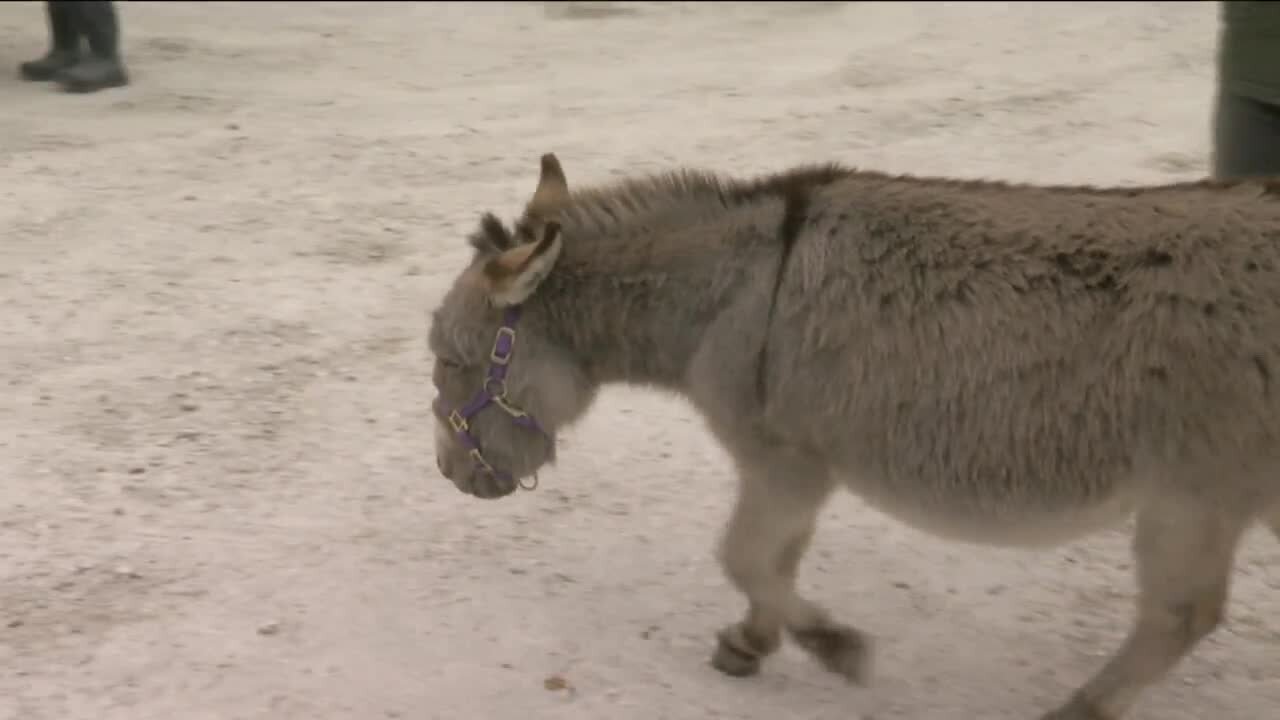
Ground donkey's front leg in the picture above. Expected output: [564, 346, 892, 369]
[711, 453, 869, 682]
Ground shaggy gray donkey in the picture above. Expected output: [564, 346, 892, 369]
[428, 153, 1280, 719]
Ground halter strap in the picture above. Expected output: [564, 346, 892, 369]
[437, 305, 549, 491]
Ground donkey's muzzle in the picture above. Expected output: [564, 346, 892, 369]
[457, 469, 518, 500]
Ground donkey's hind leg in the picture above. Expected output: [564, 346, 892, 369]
[1041, 492, 1250, 720]
[711, 450, 869, 682]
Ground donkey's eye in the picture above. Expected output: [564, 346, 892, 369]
[439, 358, 463, 370]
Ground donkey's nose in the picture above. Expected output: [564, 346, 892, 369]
[436, 453, 452, 479]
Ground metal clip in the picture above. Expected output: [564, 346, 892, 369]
[493, 394, 529, 419]
[469, 448, 495, 474]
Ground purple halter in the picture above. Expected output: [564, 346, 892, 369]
[436, 305, 551, 491]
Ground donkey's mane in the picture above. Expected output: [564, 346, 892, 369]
[469, 161, 1280, 254]
[555, 162, 855, 236]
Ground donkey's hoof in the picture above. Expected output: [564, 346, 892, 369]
[711, 640, 760, 677]
[710, 626, 770, 678]
[1039, 694, 1113, 720]
[790, 624, 871, 684]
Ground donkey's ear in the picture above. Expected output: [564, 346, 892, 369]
[526, 153, 570, 217]
[481, 221, 563, 307]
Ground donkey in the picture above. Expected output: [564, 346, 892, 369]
[428, 153, 1280, 719]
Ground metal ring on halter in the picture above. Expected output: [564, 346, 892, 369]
[519, 473, 539, 491]
[484, 376, 508, 400]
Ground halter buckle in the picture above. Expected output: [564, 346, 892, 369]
[490, 326, 517, 365]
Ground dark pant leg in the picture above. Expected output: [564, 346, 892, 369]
[46, 1, 81, 52]
[65, 0, 121, 59]
[1212, 90, 1280, 180]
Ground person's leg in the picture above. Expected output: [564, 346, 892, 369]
[56, 0, 129, 93]
[1212, 89, 1280, 180]
[18, 1, 82, 82]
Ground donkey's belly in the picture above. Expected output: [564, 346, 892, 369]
[833, 468, 1140, 548]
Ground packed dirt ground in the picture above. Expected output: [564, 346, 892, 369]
[1, 2, 1277, 719]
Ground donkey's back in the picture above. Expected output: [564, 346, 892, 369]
[756, 174, 1280, 538]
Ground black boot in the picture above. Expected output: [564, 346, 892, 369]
[55, 1, 129, 93]
[18, 1, 81, 81]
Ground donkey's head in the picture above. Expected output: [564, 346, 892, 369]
[428, 154, 595, 499]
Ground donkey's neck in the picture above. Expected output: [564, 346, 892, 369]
[522, 163, 854, 391]
[531, 229, 752, 391]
